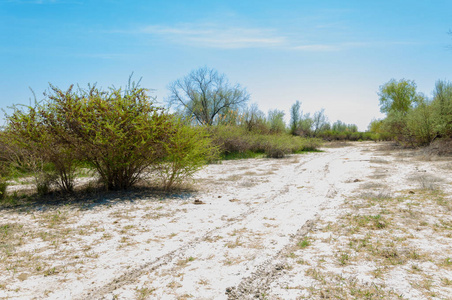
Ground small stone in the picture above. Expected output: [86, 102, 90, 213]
[18, 273, 29, 281]
[229, 198, 240, 202]
[194, 199, 205, 205]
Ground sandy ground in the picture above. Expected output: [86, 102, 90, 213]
[1, 142, 452, 299]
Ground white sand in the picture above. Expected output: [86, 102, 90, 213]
[1, 142, 451, 299]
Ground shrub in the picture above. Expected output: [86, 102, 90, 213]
[42, 82, 172, 190]
[0, 180, 6, 200]
[211, 125, 321, 159]
[6, 104, 77, 193]
[264, 136, 291, 158]
[405, 99, 436, 146]
[211, 125, 253, 155]
[5, 80, 176, 191]
[154, 120, 218, 190]
[302, 138, 323, 151]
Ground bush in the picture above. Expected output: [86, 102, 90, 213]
[210, 125, 321, 159]
[44, 83, 174, 190]
[6, 105, 77, 193]
[5, 80, 177, 191]
[154, 120, 218, 190]
[405, 100, 436, 146]
[0, 179, 6, 200]
[211, 125, 253, 155]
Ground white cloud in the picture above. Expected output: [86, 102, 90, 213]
[291, 41, 417, 52]
[132, 23, 416, 52]
[292, 44, 341, 52]
[140, 24, 286, 49]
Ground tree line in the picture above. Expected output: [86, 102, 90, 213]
[169, 67, 366, 141]
[369, 78, 452, 147]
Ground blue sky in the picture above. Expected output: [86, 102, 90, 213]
[1, 0, 451, 130]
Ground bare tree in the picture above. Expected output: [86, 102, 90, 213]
[168, 67, 250, 125]
[311, 108, 329, 137]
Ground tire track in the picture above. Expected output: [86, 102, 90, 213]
[225, 218, 317, 299]
[78, 146, 359, 299]
[76, 163, 304, 299]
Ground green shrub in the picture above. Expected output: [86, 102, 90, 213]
[5, 80, 176, 191]
[211, 125, 253, 154]
[43, 83, 173, 190]
[211, 125, 321, 159]
[405, 99, 436, 146]
[154, 120, 218, 190]
[302, 138, 323, 151]
[264, 136, 291, 158]
[5, 106, 77, 193]
[0, 179, 6, 200]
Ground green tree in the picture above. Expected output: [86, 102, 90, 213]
[405, 96, 436, 145]
[432, 80, 452, 137]
[378, 79, 417, 115]
[290, 100, 302, 135]
[168, 67, 250, 125]
[267, 109, 286, 134]
[242, 103, 268, 133]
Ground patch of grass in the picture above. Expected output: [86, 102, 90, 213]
[176, 256, 196, 267]
[226, 237, 243, 248]
[305, 269, 400, 299]
[337, 252, 350, 265]
[351, 214, 389, 230]
[297, 237, 311, 249]
[135, 287, 155, 299]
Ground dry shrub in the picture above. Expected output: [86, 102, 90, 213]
[424, 139, 452, 156]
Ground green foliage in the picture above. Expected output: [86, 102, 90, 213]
[381, 111, 407, 142]
[405, 98, 436, 146]
[311, 109, 329, 137]
[6, 101, 77, 193]
[242, 103, 269, 133]
[154, 120, 218, 190]
[43, 82, 173, 190]
[432, 80, 452, 137]
[4, 79, 183, 191]
[376, 78, 452, 146]
[332, 120, 357, 133]
[267, 109, 286, 134]
[289, 100, 313, 137]
[290, 100, 302, 135]
[211, 125, 321, 159]
[0, 180, 7, 200]
[378, 79, 417, 115]
[211, 125, 253, 155]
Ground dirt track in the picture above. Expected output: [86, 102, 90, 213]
[1, 142, 452, 299]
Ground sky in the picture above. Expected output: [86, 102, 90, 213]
[1, 0, 451, 130]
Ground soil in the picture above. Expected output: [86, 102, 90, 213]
[1, 142, 452, 299]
